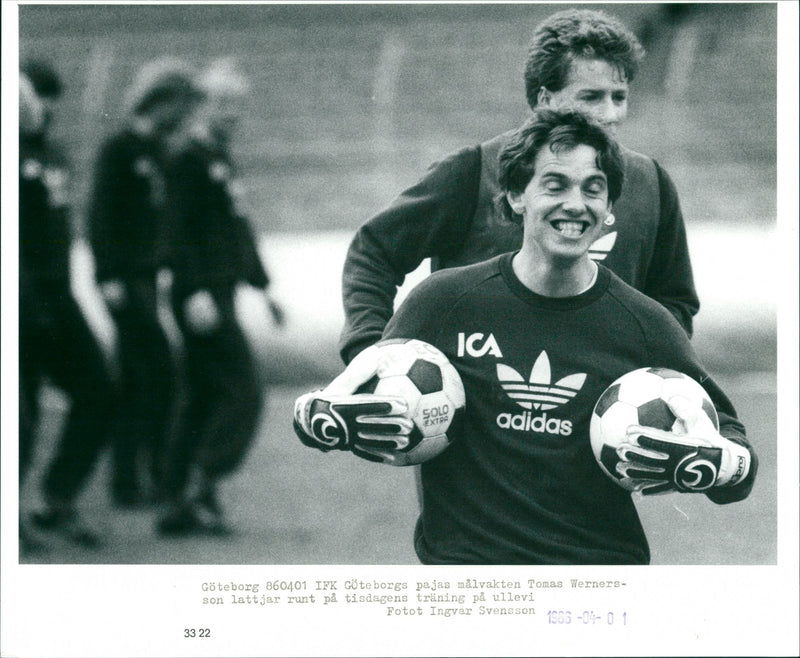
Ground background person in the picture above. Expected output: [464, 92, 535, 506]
[294, 110, 757, 564]
[339, 8, 699, 367]
[19, 67, 117, 549]
[87, 58, 204, 509]
[157, 59, 285, 536]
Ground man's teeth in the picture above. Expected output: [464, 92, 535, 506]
[552, 220, 586, 238]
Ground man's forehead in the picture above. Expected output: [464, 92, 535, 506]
[535, 143, 604, 175]
[565, 56, 629, 89]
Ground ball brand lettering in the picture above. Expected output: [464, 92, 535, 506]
[457, 332, 503, 358]
[422, 404, 450, 428]
[733, 455, 746, 483]
[496, 411, 573, 436]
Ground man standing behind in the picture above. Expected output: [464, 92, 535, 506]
[340, 8, 699, 365]
[157, 59, 284, 536]
[88, 59, 204, 508]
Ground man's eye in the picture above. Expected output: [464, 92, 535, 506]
[545, 182, 565, 192]
[584, 182, 606, 196]
[612, 93, 628, 104]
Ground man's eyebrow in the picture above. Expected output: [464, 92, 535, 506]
[584, 173, 608, 186]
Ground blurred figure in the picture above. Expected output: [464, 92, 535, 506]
[21, 58, 63, 133]
[158, 58, 284, 536]
[19, 65, 117, 550]
[88, 58, 204, 508]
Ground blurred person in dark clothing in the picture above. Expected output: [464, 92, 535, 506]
[88, 58, 204, 508]
[19, 67, 117, 550]
[21, 58, 63, 133]
[157, 59, 284, 536]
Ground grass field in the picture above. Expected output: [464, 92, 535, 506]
[20, 369, 776, 565]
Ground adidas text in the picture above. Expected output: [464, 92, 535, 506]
[496, 411, 573, 436]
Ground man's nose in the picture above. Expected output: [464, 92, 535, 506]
[593, 97, 626, 129]
[561, 186, 586, 214]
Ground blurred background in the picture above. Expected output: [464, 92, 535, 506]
[17, 2, 777, 564]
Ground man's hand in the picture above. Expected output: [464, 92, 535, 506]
[293, 391, 413, 453]
[617, 396, 751, 495]
[293, 342, 419, 457]
[99, 280, 127, 309]
[184, 290, 220, 334]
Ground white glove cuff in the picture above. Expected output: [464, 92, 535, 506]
[717, 439, 751, 487]
[293, 390, 321, 431]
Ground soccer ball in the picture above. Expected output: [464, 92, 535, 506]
[589, 367, 719, 490]
[357, 338, 466, 463]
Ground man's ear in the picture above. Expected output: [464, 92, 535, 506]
[506, 190, 525, 216]
[537, 86, 552, 107]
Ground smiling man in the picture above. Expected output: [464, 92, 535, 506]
[339, 8, 699, 367]
[295, 110, 757, 565]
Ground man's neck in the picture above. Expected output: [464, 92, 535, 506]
[512, 250, 598, 298]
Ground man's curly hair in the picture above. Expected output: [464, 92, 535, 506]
[496, 109, 625, 225]
[524, 9, 645, 110]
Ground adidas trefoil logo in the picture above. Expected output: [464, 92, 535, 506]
[497, 351, 586, 411]
[589, 231, 617, 262]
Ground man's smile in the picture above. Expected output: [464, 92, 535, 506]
[550, 219, 591, 238]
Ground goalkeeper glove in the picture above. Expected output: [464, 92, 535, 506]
[617, 396, 751, 495]
[293, 343, 415, 455]
[293, 391, 414, 453]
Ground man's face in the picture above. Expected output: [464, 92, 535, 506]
[507, 142, 611, 263]
[541, 57, 629, 135]
[206, 91, 244, 144]
[155, 97, 198, 134]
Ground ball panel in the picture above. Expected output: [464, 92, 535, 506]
[636, 398, 676, 432]
[616, 370, 664, 406]
[646, 367, 683, 379]
[356, 374, 380, 394]
[407, 358, 444, 395]
[373, 375, 423, 416]
[402, 433, 450, 462]
[701, 397, 720, 430]
[403, 425, 425, 452]
[440, 361, 466, 407]
[661, 375, 707, 405]
[594, 382, 620, 417]
[589, 402, 638, 459]
[375, 345, 418, 377]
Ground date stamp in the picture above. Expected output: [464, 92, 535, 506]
[547, 610, 628, 625]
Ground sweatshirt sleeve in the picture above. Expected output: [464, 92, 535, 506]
[162, 151, 203, 292]
[646, 309, 757, 504]
[87, 140, 125, 283]
[644, 161, 700, 336]
[232, 212, 270, 289]
[338, 145, 482, 364]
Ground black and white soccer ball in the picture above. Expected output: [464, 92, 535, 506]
[589, 367, 719, 490]
[357, 338, 466, 463]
